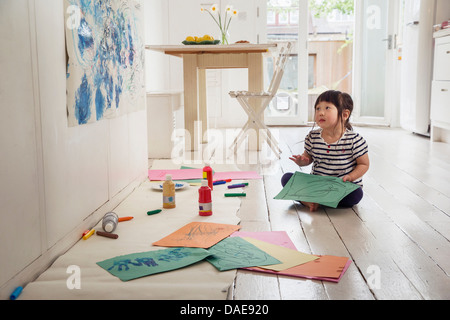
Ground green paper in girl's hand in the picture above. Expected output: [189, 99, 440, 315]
[274, 172, 360, 208]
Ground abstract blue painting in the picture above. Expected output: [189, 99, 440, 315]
[65, 0, 145, 126]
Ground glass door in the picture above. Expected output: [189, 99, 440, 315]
[265, 0, 355, 126]
[307, 0, 355, 123]
[264, 0, 308, 126]
[352, 0, 399, 125]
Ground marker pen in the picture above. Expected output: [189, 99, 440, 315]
[10, 286, 23, 300]
[227, 183, 248, 189]
[224, 193, 246, 197]
[147, 209, 162, 215]
[118, 216, 133, 222]
[97, 231, 119, 239]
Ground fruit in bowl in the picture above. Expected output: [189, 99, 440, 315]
[182, 35, 220, 45]
[199, 34, 214, 41]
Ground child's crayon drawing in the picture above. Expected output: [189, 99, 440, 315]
[152, 222, 241, 248]
[97, 247, 211, 281]
[206, 237, 281, 271]
[274, 171, 360, 208]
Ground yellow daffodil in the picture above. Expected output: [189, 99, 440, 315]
[201, 4, 238, 45]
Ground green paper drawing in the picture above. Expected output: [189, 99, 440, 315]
[274, 172, 360, 208]
[97, 247, 211, 281]
[206, 237, 281, 271]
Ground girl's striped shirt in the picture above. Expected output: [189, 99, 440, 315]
[304, 129, 368, 186]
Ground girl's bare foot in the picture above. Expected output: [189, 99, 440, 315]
[301, 201, 319, 212]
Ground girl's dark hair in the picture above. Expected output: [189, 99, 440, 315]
[314, 90, 353, 131]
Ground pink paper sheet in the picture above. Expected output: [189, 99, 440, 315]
[148, 169, 203, 181]
[231, 231, 296, 249]
[213, 171, 262, 180]
[230, 231, 351, 283]
[148, 169, 262, 181]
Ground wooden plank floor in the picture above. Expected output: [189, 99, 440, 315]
[152, 126, 450, 300]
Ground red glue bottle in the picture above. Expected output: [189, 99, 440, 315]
[199, 180, 212, 216]
[203, 164, 213, 190]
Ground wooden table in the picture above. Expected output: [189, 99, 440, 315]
[146, 44, 277, 151]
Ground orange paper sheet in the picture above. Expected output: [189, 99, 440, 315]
[279, 255, 349, 279]
[231, 231, 350, 282]
[153, 222, 241, 248]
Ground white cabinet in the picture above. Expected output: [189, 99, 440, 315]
[431, 81, 450, 120]
[433, 41, 450, 81]
[147, 91, 183, 158]
[430, 29, 450, 142]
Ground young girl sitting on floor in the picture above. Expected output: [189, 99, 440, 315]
[282, 90, 370, 212]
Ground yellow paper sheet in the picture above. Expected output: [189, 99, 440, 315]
[243, 237, 319, 271]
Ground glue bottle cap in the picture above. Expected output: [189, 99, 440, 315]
[201, 180, 208, 187]
[104, 222, 114, 233]
[165, 174, 172, 181]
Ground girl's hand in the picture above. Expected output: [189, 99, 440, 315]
[342, 154, 370, 183]
[342, 175, 352, 182]
[289, 154, 310, 167]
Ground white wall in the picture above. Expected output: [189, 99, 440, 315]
[0, 0, 148, 299]
[144, 0, 170, 92]
[435, 0, 450, 28]
[0, 0, 43, 297]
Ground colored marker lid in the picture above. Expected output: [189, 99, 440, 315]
[147, 209, 162, 215]
[82, 229, 95, 240]
[10, 286, 23, 300]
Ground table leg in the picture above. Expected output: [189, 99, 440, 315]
[183, 54, 199, 151]
[198, 68, 208, 143]
[247, 53, 264, 151]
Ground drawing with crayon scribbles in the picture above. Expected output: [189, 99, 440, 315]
[97, 247, 211, 281]
[152, 222, 241, 248]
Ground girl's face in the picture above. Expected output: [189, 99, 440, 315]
[314, 101, 339, 130]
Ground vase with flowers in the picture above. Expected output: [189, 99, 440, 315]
[201, 4, 238, 45]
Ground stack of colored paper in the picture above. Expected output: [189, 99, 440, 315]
[97, 222, 351, 283]
[230, 231, 351, 282]
[148, 168, 262, 184]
